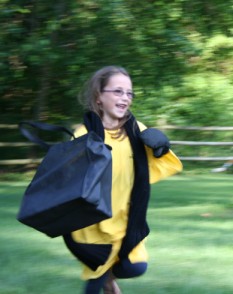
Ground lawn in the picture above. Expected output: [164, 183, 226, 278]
[0, 173, 232, 294]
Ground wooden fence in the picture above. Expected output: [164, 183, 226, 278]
[0, 124, 233, 165]
[159, 125, 233, 161]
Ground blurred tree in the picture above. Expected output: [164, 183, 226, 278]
[0, 0, 232, 130]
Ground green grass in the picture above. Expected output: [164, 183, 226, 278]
[0, 174, 232, 293]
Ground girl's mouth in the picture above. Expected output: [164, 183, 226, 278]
[116, 104, 127, 110]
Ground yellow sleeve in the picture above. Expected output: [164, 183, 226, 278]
[75, 121, 182, 183]
[73, 124, 87, 138]
[146, 147, 183, 184]
[137, 121, 183, 183]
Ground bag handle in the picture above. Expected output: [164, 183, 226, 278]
[19, 121, 75, 150]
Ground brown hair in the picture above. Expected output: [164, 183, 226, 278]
[79, 65, 132, 138]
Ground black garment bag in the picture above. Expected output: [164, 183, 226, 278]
[17, 121, 112, 237]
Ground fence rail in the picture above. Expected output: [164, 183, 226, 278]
[1, 141, 233, 148]
[0, 159, 42, 165]
[179, 156, 233, 161]
[171, 141, 233, 146]
[0, 124, 232, 165]
[0, 124, 18, 129]
[160, 125, 233, 131]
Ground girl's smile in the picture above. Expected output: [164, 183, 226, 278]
[97, 73, 133, 129]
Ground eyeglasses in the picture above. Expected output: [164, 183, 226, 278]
[102, 89, 135, 99]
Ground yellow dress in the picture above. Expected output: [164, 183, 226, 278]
[71, 122, 182, 280]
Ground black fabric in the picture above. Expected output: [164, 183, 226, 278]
[84, 271, 109, 294]
[63, 234, 112, 271]
[17, 131, 112, 237]
[119, 116, 150, 258]
[113, 259, 148, 279]
[84, 112, 105, 140]
[139, 128, 170, 158]
[83, 111, 150, 259]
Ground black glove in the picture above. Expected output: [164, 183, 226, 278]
[139, 128, 170, 158]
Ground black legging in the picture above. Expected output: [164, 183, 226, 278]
[63, 234, 147, 294]
[84, 259, 147, 294]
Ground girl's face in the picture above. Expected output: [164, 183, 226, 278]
[97, 73, 133, 127]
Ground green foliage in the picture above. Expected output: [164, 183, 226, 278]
[0, 1, 232, 162]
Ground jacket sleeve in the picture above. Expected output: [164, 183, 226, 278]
[146, 146, 183, 184]
[137, 121, 183, 184]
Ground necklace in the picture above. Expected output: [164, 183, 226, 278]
[103, 120, 120, 130]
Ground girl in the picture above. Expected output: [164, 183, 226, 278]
[63, 66, 182, 294]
